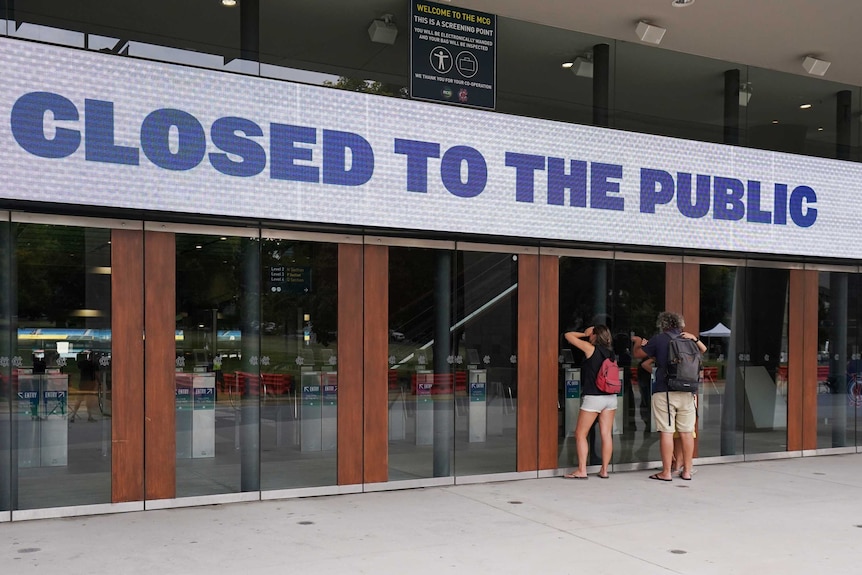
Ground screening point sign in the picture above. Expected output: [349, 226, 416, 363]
[410, 1, 496, 110]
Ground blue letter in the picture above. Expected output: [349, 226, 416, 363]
[209, 117, 265, 177]
[676, 173, 710, 218]
[441, 146, 486, 198]
[505, 152, 545, 203]
[141, 109, 206, 171]
[270, 123, 319, 182]
[322, 130, 374, 186]
[547, 158, 586, 207]
[640, 168, 674, 213]
[590, 162, 624, 211]
[773, 183, 788, 225]
[746, 180, 772, 224]
[11, 91, 80, 159]
[85, 99, 139, 165]
[394, 139, 440, 193]
[789, 185, 817, 228]
[713, 177, 745, 221]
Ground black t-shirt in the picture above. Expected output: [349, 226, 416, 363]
[581, 346, 616, 396]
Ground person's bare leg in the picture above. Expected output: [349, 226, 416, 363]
[672, 435, 683, 473]
[597, 410, 616, 477]
[653, 432, 674, 480]
[567, 410, 599, 478]
[679, 432, 695, 479]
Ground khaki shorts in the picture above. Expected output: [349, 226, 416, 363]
[652, 391, 696, 433]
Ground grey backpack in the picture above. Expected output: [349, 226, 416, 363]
[666, 334, 702, 392]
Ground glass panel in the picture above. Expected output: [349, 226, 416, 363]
[816, 271, 857, 449]
[615, 42, 728, 143]
[12, 0, 242, 68]
[259, 237, 338, 490]
[739, 266, 790, 454]
[557, 257, 664, 470]
[0, 215, 10, 512]
[743, 68, 860, 160]
[698, 264, 741, 457]
[610, 260, 666, 465]
[14, 223, 112, 509]
[452, 251, 518, 476]
[388, 247, 454, 480]
[175, 231, 260, 497]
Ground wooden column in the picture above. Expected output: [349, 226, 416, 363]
[337, 243, 364, 485]
[111, 228, 145, 502]
[665, 262, 684, 312]
[144, 230, 177, 500]
[517, 254, 540, 471]
[788, 269, 818, 451]
[537, 254, 559, 470]
[362, 244, 389, 483]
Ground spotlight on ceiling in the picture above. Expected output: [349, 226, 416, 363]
[368, 14, 398, 45]
[635, 21, 666, 44]
[571, 53, 594, 78]
[802, 55, 830, 76]
[222, 0, 237, 6]
[739, 83, 752, 107]
[671, 0, 695, 6]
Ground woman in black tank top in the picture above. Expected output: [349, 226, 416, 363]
[562, 325, 617, 480]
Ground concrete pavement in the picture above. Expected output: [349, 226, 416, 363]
[3, 454, 862, 574]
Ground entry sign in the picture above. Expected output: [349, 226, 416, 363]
[410, 1, 496, 110]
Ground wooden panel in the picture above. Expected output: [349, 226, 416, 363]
[537, 255, 559, 470]
[337, 244, 364, 485]
[144, 231, 177, 500]
[682, 263, 700, 335]
[788, 269, 819, 450]
[517, 254, 539, 471]
[665, 262, 684, 312]
[363, 244, 389, 483]
[111, 229, 145, 503]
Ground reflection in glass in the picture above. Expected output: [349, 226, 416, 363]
[13, 223, 112, 509]
[699, 265, 740, 457]
[0, 217, 10, 512]
[175, 232, 259, 496]
[388, 247, 454, 480]
[558, 258, 665, 469]
[736, 267, 790, 455]
[816, 272, 857, 449]
[452, 251, 518, 476]
[259, 237, 338, 490]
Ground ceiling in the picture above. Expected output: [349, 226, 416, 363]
[8, 0, 862, 151]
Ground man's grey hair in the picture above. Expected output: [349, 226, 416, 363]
[657, 311, 684, 331]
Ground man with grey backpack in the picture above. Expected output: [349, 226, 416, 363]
[632, 311, 706, 482]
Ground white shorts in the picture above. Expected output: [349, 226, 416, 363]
[580, 394, 618, 413]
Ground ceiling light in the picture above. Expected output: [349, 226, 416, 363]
[636, 21, 666, 44]
[772, 120, 779, 124]
[671, 0, 695, 6]
[561, 61, 574, 69]
[799, 103, 812, 109]
[222, 0, 237, 6]
[368, 14, 398, 45]
[739, 83, 752, 107]
[802, 55, 830, 76]
[818, 127, 824, 131]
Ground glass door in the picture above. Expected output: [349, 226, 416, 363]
[174, 226, 260, 496]
[10, 216, 113, 510]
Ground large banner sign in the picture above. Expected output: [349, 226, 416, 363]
[0, 38, 856, 259]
